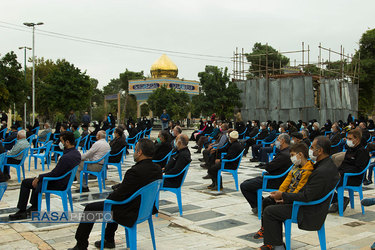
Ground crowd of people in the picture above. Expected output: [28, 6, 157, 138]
[1, 109, 375, 249]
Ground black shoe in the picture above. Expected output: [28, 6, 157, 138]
[198, 158, 205, 162]
[68, 244, 87, 250]
[9, 210, 27, 221]
[200, 163, 208, 169]
[207, 183, 215, 189]
[251, 207, 258, 215]
[202, 174, 211, 179]
[94, 240, 115, 249]
[192, 145, 198, 149]
[194, 151, 201, 154]
[76, 187, 90, 193]
[211, 184, 223, 190]
[328, 202, 338, 213]
[111, 183, 120, 190]
[363, 180, 373, 186]
[343, 197, 350, 212]
[253, 227, 264, 239]
[250, 158, 259, 162]
[26, 206, 37, 216]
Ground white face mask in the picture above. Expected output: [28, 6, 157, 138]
[290, 139, 295, 145]
[252, 123, 255, 127]
[331, 128, 335, 133]
[290, 155, 301, 166]
[301, 125, 305, 129]
[346, 139, 355, 148]
[59, 141, 65, 150]
[309, 149, 317, 161]
[348, 125, 352, 129]
[275, 140, 281, 149]
[278, 128, 282, 133]
[312, 127, 315, 131]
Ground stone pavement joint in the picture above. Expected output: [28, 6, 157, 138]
[20, 231, 53, 250]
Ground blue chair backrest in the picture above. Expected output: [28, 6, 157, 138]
[0, 153, 5, 167]
[27, 134, 35, 144]
[152, 150, 173, 164]
[108, 146, 127, 163]
[134, 179, 163, 224]
[0, 128, 7, 138]
[75, 137, 82, 149]
[163, 163, 191, 189]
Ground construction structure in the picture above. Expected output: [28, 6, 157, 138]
[232, 43, 360, 123]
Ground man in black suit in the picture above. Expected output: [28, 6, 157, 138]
[163, 134, 191, 188]
[258, 136, 340, 250]
[9, 131, 81, 220]
[329, 122, 342, 155]
[240, 133, 292, 214]
[2, 125, 18, 150]
[108, 127, 127, 163]
[206, 130, 244, 189]
[244, 122, 268, 157]
[69, 139, 162, 250]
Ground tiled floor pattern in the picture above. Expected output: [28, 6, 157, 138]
[0, 129, 375, 249]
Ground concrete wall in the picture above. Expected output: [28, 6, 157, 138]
[236, 76, 358, 124]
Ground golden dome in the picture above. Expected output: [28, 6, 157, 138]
[150, 54, 178, 78]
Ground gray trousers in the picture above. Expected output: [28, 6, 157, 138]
[76, 161, 103, 188]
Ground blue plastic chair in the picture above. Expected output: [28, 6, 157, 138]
[37, 165, 79, 212]
[156, 163, 191, 216]
[75, 136, 82, 150]
[331, 139, 344, 153]
[3, 147, 30, 183]
[31, 126, 40, 135]
[126, 132, 142, 152]
[52, 132, 60, 141]
[145, 127, 152, 139]
[29, 141, 53, 171]
[108, 146, 127, 181]
[217, 149, 245, 192]
[27, 134, 36, 145]
[0, 182, 8, 201]
[337, 158, 374, 216]
[36, 132, 52, 147]
[267, 146, 277, 162]
[261, 137, 277, 147]
[284, 181, 339, 250]
[79, 134, 89, 153]
[257, 164, 294, 220]
[2, 137, 17, 150]
[238, 128, 247, 140]
[152, 150, 173, 168]
[50, 144, 64, 163]
[100, 179, 163, 250]
[80, 152, 110, 193]
[0, 128, 7, 139]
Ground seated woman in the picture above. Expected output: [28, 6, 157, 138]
[253, 142, 314, 239]
[153, 130, 172, 168]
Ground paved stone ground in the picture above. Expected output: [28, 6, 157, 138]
[0, 129, 375, 249]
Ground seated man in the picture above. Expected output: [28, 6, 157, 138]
[108, 127, 127, 163]
[200, 123, 229, 168]
[309, 122, 321, 141]
[153, 130, 172, 168]
[329, 122, 342, 155]
[240, 133, 292, 214]
[163, 134, 191, 188]
[170, 125, 182, 149]
[193, 121, 220, 154]
[127, 122, 139, 143]
[290, 132, 303, 145]
[251, 123, 277, 163]
[206, 131, 244, 189]
[76, 130, 110, 192]
[69, 139, 162, 250]
[3, 125, 18, 150]
[328, 129, 370, 213]
[253, 143, 314, 240]
[243, 121, 267, 157]
[300, 129, 311, 147]
[33, 122, 52, 147]
[259, 136, 340, 250]
[4, 130, 29, 180]
[72, 123, 81, 140]
[9, 131, 81, 220]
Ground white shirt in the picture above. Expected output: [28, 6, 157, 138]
[81, 138, 110, 164]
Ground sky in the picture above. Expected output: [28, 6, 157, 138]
[1, 0, 374, 90]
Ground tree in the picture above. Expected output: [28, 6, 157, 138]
[191, 93, 211, 118]
[246, 43, 290, 78]
[147, 86, 190, 122]
[197, 66, 242, 120]
[354, 28, 375, 115]
[140, 103, 150, 117]
[36, 59, 92, 120]
[0, 52, 25, 112]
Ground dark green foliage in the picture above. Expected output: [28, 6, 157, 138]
[196, 66, 242, 120]
[0, 52, 25, 111]
[147, 86, 190, 122]
[246, 43, 289, 78]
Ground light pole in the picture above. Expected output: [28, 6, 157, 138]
[23, 22, 43, 125]
[18, 46, 32, 128]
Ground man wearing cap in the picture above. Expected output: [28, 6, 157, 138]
[206, 130, 244, 189]
[290, 132, 304, 145]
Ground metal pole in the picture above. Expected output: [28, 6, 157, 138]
[24, 48, 27, 128]
[32, 25, 36, 125]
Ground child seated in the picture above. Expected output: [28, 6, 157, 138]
[254, 143, 314, 239]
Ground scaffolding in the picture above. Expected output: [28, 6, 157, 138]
[232, 43, 360, 83]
